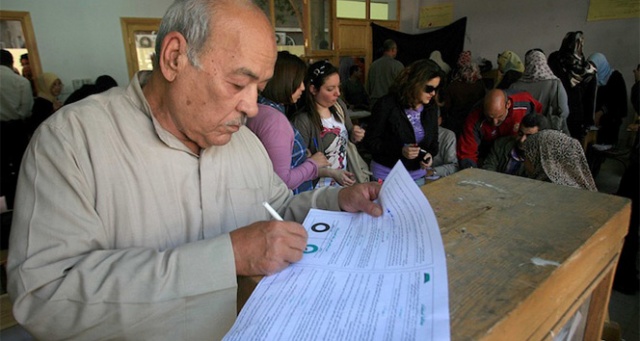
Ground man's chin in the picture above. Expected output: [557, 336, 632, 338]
[206, 132, 236, 147]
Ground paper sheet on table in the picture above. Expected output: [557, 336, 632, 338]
[224, 161, 450, 341]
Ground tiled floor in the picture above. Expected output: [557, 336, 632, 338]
[594, 151, 639, 341]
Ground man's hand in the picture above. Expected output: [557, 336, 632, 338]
[338, 182, 383, 217]
[230, 221, 308, 276]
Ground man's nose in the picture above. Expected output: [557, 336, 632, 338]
[238, 87, 259, 118]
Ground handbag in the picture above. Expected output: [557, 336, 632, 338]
[334, 102, 372, 183]
[345, 140, 372, 183]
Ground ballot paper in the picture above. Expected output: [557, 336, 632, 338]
[224, 161, 450, 341]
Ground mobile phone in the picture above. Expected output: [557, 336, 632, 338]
[418, 148, 427, 159]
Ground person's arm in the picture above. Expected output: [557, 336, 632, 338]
[432, 128, 458, 176]
[363, 97, 403, 160]
[556, 80, 570, 122]
[608, 72, 628, 120]
[481, 142, 501, 172]
[420, 106, 440, 158]
[457, 109, 482, 167]
[292, 112, 317, 154]
[583, 77, 598, 127]
[251, 108, 318, 190]
[631, 81, 640, 115]
[8, 123, 245, 340]
[18, 77, 34, 119]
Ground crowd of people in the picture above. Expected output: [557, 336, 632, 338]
[0, 49, 118, 210]
[0, 0, 637, 339]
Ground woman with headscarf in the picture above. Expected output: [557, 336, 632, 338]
[510, 49, 570, 134]
[523, 129, 597, 191]
[587, 52, 628, 149]
[547, 31, 598, 141]
[495, 50, 524, 89]
[30, 72, 63, 135]
[440, 51, 485, 137]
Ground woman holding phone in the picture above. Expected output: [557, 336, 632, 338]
[363, 59, 444, 185]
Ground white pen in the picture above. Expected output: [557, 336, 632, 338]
[262, 201, 284, 221]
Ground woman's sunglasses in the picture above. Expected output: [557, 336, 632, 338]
[424, 85, 440, 94]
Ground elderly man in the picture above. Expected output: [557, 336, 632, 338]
[482, 113, 549, 176]
[7, 1, 382, 340]
[457, 89, 542, 168]
[366, 39, 404, 108]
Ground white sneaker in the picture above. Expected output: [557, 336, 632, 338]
[592, 144, 613, 151]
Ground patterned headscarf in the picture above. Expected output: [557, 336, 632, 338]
[497, 51, 524, 74]
[520, 50, 557, 82]
[555, 31, 596, 87]
[452, 51, 482, 83]
[587, 52, 613, 86]
[523, 130, 597, 191]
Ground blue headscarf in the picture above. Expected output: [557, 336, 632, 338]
[588, 52, 613, 86]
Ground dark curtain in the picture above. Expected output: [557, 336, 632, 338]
[371, 17, 467, 70]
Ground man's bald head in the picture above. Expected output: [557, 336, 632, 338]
[483, 89, 511, 126]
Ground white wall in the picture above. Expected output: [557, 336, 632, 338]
[2, 0, 639, 103]
[401, 0, 640, 103]
[1, 0, 173, 99]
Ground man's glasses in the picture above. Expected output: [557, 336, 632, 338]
[424, 85, 439, 94]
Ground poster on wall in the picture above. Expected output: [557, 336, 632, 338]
[587, 0, 639, 21]
[419, 3, 454, 29]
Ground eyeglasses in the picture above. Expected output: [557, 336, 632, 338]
[424, 85, 439, 94]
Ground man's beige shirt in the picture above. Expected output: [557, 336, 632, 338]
[7, 72, 341, 340]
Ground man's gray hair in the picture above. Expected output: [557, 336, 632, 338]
[154, 0, 256, 69]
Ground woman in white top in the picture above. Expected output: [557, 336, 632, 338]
[292, 60, 366, 187]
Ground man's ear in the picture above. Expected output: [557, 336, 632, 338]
[158, 32, 189, 82]
[506, 98, 513, 110]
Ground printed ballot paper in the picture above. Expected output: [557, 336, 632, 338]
[224, 161, 450, 341]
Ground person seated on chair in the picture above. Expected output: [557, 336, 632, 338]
[428, 109, 458, 180]
[482, 113, 549, 176]
[457, 89, 543, 169]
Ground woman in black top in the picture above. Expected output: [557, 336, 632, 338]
[363, 59, 444, 185]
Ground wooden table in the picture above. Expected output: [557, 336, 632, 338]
[238, 169, 630, 340]
[422, 169, 629, 340]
